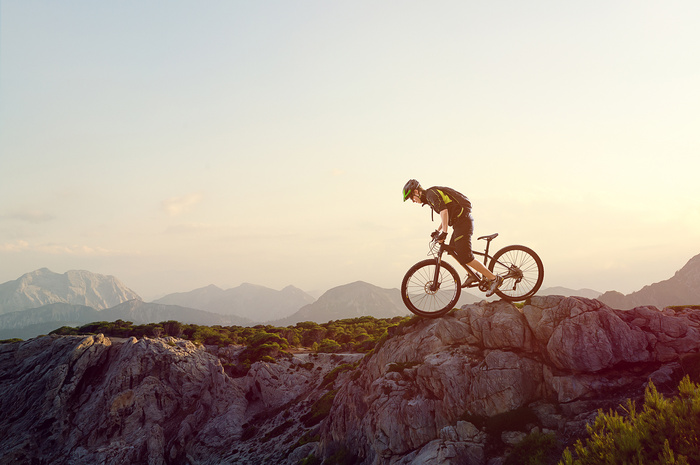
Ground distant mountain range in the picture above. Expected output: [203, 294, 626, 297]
[598, 253, 700, 310]
[0, 300, 252, 341]
[537, 287, 602, 299]
[2, 254, 699, 340]
[154, 283, 315, 321]
[272, 281, 410, 326]
[0, 268, 140, 314]
[0, 270, 259, 340]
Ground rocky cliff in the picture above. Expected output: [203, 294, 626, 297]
[2, 296, 700, 465]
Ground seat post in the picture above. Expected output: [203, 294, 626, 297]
[477, 233, 499, 265]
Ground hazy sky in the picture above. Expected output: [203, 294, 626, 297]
[1, 1, 698, 300]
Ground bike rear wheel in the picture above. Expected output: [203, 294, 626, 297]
[401, 259, 461, 318]
[488, 245, 544, 301]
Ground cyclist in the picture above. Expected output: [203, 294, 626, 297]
[402, 179, 503, 297]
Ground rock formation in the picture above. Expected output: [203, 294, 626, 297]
[320, 296, 700, 464]
[1, 296, 700, 464]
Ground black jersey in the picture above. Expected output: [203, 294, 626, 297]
[424, 186, 472, 226]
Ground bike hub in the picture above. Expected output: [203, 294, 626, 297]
[425, 281, 440, 294]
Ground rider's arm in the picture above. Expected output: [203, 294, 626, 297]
[439, 209, 449, 234]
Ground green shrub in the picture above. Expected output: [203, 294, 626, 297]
[50, 326, 80, 336]
[320, 362, 359, 389]
[301, 390, 337, 427]
[560, 376, 700, 465]
[316, 338, 341, 353]
[46, 315, 409, 359]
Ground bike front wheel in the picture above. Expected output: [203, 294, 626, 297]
[401, 259, 461, 318]
[488, 245, 544, 301]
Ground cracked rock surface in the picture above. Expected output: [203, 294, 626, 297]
[2, 296, 700, 465]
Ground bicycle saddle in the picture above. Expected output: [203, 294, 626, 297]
[478, 233, 499, 241]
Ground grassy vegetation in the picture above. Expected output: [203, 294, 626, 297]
[301, 389, 338, 427]
[51, 315, 408, 349]
[48, 316, 411, 375]
[667, 305, 700, 311]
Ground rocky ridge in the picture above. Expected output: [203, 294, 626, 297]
[155, 283, 316, 322]
[599, 253, 700, 310]
[1, 296, 700, 464]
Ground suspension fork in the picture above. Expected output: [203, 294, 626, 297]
[430, 243, 446, 292]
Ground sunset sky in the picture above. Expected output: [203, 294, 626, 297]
[1, 1, 698, 300]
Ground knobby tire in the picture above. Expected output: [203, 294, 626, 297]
[401, 259, 461, 318]
[488, 245, 544, 301]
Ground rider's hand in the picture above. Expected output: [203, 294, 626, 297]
[431, 230, 447, 242]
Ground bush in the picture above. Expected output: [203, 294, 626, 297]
[301, 390, 337, 427]
[560, 376, 700, 465]
[46, 315, 410, 362]
[319, 362, 359, 390]
[316, 338, 341, 353]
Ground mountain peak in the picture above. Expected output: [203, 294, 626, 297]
[0, 269, 141, 314]
[676, 253, 700, 276]
[276, 281, 407, 325]
[598, 252, 700, 309]
[155, 282, 315, 322]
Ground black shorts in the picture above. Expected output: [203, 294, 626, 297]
[449, 214, 474, 265]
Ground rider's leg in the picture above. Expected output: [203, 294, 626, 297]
[466, 259, 496, 281]
[449, 214, 498, 282]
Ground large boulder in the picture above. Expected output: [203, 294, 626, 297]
[0, 335, 246, 465]
[321, 296, 700, 465]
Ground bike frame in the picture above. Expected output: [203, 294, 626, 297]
[429, 237, 512, 292]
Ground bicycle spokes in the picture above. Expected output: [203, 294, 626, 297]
[488, 245, 544, 301]
[401, 259, 461, 318]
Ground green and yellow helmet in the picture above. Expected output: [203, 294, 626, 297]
[403, 179, 421, 202]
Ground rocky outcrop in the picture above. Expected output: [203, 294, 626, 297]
[1, 296, 700, 465]
[320, 296, 700, 464]
[0, 334, 247, 465]
[0, 333, 359, 465]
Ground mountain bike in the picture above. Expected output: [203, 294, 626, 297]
[401, 233, 544, 318]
